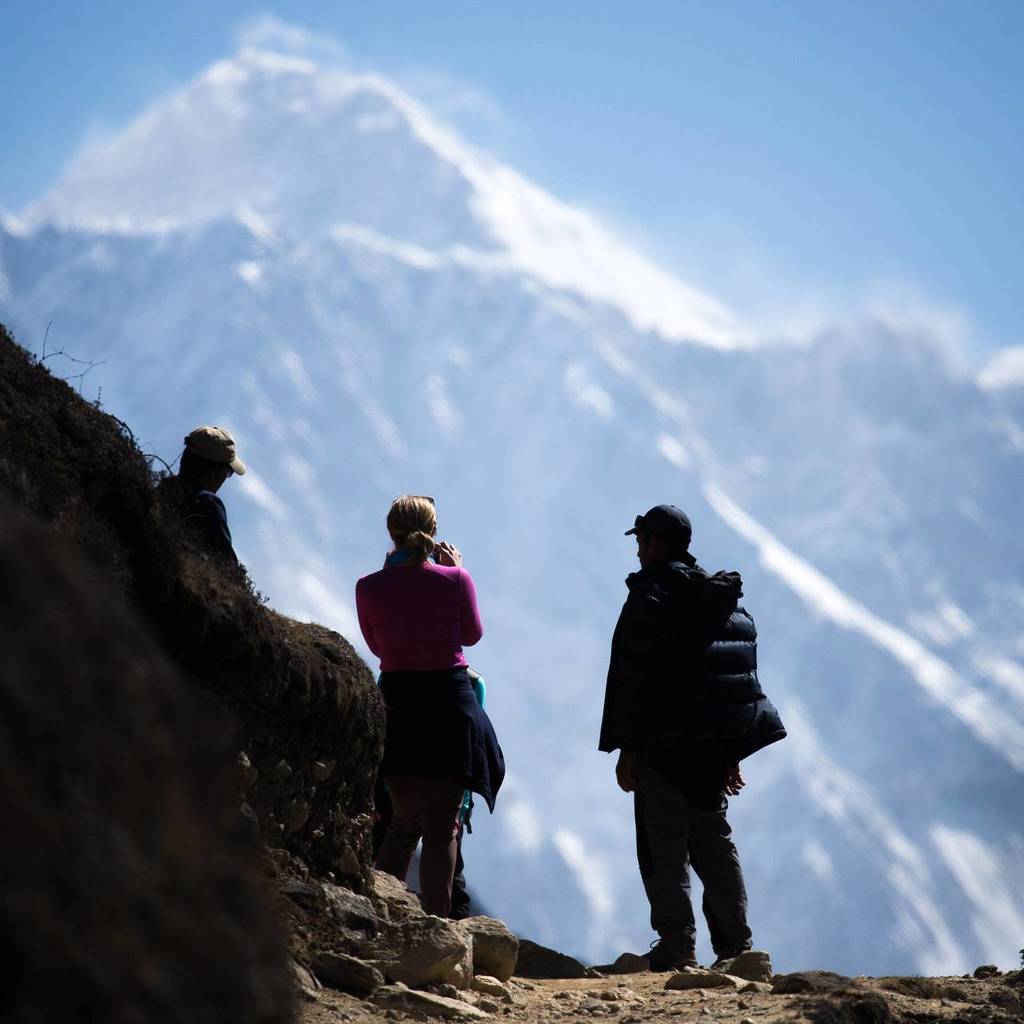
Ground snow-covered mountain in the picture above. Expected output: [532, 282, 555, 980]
[3, 34, 1022, 974]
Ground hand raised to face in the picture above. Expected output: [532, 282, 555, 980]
[434, 541, 462, 567]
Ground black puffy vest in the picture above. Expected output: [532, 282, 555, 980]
[599, 560, 786, 761]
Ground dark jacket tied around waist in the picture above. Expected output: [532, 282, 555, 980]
[599, 559, 786, 761]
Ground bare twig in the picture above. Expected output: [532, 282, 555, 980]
[108, 415, 137, 445]
[36, 327, 106, 392]
[40, 346, 104, 368]
[66, 361, 107, 394]
[143, 452, 175, 473]
[39, 346, 107, 393]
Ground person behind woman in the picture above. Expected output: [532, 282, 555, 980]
[355, 495, 504, 917]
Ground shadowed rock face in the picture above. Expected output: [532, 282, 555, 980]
[0, 325, 385, 882]
[0, 506, 295, 1024]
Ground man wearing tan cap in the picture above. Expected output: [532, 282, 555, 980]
[175, 426, 247, 564]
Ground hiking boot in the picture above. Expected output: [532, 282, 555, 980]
[646, 940, 699, 973]
[710, 949, 772, 981]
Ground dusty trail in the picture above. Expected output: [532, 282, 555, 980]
[301, 966, 1023, 1024]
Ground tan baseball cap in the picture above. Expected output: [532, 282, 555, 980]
[184, 425, 247, 476]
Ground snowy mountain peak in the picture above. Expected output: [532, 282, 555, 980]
[28, 49, 484, 247]
[24, 36, 744, 349]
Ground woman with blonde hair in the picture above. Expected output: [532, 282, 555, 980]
[355, 495, 504, 917]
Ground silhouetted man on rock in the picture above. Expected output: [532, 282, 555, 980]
[174, 425, 247, 564]
[599, 505, 786, 973]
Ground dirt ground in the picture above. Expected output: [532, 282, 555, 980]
[301, 968, 1023, 1024]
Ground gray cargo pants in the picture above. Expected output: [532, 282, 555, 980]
[634, 761, 752, 958]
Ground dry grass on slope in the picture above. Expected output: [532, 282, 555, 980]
[0, 323, 384, 886]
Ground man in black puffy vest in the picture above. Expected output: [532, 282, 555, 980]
[599, 505, 786, 973]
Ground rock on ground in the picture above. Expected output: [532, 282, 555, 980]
[369, 984, 491, 1020]
[362, 916, 470, 988]
[602, 953, 648, 975]
[311, 953, 384, 996]
[665, 968, 743, 990]
[515, 939, 591, 979]
[292, 960, 323, 1003]
[713, 950, 773, 982]
[772, 970, 858, 994]
[471, 975, 511, 999]
[370, 869, 425, 922]
[322, 883, 380, 936]
[456, 917, 519, 982]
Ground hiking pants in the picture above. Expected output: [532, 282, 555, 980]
[450, 839, 471, 919]
[375, 775, 465, 917]
[634, 761, 752, 957]
[373, 772, 472, 919]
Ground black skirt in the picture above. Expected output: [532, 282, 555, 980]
[379, 667, 505, 812]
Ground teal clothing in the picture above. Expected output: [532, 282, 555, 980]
[461, 672, 486, 827]
[384, 548, 420, 567]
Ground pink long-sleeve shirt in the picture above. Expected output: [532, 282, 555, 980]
[354, 561, 483, 672]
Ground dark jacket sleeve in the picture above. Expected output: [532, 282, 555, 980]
[598, 587, 670, 753]
[192, 492, 238, 564]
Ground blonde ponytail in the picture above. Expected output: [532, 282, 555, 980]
[405, 530, 436, 561]
[387, 495, 438, 564]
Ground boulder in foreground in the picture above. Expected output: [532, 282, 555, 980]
[363, 916, 471, 988]
[665, 968, 742, 990]
[369, 983, 491, 1020]
[310, 952, 384, 995]
[713, 949, 773, 982]
[772, 970, 858, 994]
[370, 868, 426, 922]
[455, 916, 519, 982]
[515, 938, 591, 979]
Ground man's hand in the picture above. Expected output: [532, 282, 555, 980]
[724, 763, 745, 796]
[616, 751, 638, 793]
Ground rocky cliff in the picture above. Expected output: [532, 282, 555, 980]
[0, 323, 385, 884]
[0, 498, 295, 1022]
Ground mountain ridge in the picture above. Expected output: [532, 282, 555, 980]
[19, 44, 742, 349]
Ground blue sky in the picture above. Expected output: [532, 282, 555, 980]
[3, 0, 1021, 353]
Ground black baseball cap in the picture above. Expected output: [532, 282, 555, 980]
[625, 505, 692, 548]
